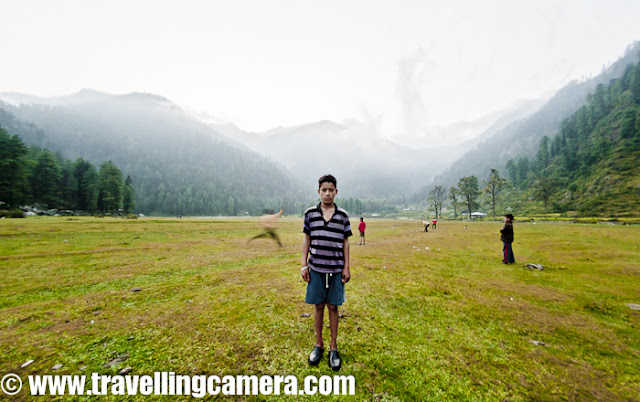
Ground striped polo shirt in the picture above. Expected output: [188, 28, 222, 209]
[303, 203, 352, 274]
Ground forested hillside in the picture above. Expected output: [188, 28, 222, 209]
[415, 42, 640, 201]
[0, 127, 133, 215]
[0, 91, 306, 216]
[503, 58, 640, 216]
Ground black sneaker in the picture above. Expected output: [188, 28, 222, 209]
[328, 350, 341, 371]
[308, 346, 324, 366]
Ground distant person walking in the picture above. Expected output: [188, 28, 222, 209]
[500, 213, 515, 264]
[249, 207, 283, 247]
[432, 219, 437, 230]
[358, 217, 366, 245]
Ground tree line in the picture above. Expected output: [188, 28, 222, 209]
[426, 168, 507, 220]
[335, 198, 400, 216]
[0, 127, 135, 214]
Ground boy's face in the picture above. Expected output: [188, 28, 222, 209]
[318, 182, 337, 206]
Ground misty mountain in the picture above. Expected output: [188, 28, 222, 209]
[213, 120, 463, 200]
[0, 107, 47, 146]
[417, 41, 640, 200]
[211, 97, 545, 200]
[388, 98, 546, 151]
[0, 90, 305, 215]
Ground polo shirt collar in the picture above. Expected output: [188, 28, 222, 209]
[316, 202, 339, 211]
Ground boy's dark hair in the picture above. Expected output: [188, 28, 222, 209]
[505, 213, 514, 221]
[318, 174, 337, 189]
[360, 217, 364, 221]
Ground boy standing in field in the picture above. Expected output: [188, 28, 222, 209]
[500, 213, 515, 264]
[301, 174, 352, 370]
[358, 217, 366, 245]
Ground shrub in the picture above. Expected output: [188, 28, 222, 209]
[126, 214, 138, 219]
[0, 209, 26, 218]
[552, 202, 568, 213]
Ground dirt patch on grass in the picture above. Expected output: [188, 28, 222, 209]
[524, 352, 625, 400]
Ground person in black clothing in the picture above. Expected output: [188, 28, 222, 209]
[500, 214, 515, 264]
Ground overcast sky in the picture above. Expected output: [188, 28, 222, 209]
[2, 0, 640, 147]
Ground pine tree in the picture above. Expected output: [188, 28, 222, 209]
[0, 128, 29, 208]
[123, 175, 136, 214]
[31, 149, 62, 208]
[74, 159, 99, 212]
[98, 161, 124, 214]
[516, 158, 530, 187]
[536, 136, 550, 172]
[58, 157, 77, 209]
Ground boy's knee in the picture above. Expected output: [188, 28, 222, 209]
[315, 303, 326, 311]
[327, 304, 338, 312]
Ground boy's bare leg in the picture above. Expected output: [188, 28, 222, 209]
[327, 304, 339, 350]
[314, 303, 325, 347]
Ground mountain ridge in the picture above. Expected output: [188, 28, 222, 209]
[0, 92, 305, 216]
[414, 41, 640, 201]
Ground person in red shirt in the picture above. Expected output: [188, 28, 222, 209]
[358, 217, 366, 245]
[432, 219, 437, 230]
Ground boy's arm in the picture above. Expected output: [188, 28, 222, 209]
[301, 234, 311, 282]
[342, 238, 350, 283]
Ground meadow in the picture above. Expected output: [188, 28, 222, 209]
[1, 217, 639, 401]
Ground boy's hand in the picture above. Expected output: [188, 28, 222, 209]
[342, 267, 351, 283]
[301, 268, 310, 282]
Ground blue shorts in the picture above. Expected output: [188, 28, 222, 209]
[305, 268, 345, 306]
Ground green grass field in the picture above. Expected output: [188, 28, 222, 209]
[1, 217, 639, 401]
